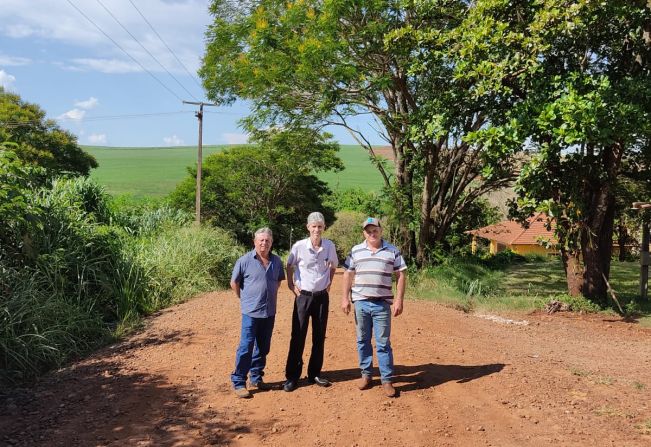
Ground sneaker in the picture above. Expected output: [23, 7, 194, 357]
[250, 380, 272, 391]
[307, 376, 331, 387]
[234, 387, 252, 399]
[283, 380, 298, 392]
[382, 382, 396, 398]
[357, 375, 372, 390]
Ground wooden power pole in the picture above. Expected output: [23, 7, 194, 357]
[632, 202, 651, 301]
[183, 101, 217, 224]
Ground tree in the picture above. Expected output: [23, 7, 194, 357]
[0, 88, 97, 177]
[200, 0, 522, 264]
[459, 0, 650, 301]
[169, 128, 343, 246]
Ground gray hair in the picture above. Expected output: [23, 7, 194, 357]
[254, 227, 273, 240]
[307, 212, 325, 225]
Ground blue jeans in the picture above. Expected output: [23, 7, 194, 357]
[354, 300, 393, 383]
[231, 314, 275, 389]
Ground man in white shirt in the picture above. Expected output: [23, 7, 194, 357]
[283, 212, 338, 392]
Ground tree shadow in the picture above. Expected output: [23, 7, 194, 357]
[0, 353, 279, 446]
[324, 362, 505, 394]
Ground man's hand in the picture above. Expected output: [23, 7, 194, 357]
[391, 298, 403, 317]
[292, 285, 301, 297]
[341, 297, 351, 315]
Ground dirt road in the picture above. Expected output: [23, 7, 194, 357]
[2, 270, 651, 446]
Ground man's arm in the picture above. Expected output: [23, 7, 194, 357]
[392, 270, 407, 317]
[286, 264, 300, 296]
[230, 280, 240, 298]
[341, 270, 354, 315]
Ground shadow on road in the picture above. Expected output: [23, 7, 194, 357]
[0, 329, 256, 447]
[324, 362, 505, 393]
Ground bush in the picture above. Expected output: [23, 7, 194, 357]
[0, 175, 244, 385]
[324, 187, 385, 215]
[324, 210, 367, 263]
[131, 225, 244, 311]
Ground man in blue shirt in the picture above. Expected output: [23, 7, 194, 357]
[230, 227, 285, 398]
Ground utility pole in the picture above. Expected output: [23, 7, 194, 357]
[632, 202, 651, 301]
[183, 101, 217, 224]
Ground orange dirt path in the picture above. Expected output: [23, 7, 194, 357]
[2, 271, 651, 446]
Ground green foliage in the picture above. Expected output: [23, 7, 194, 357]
[471, 0, 651, 300]
[130, 226, 244, 311]
[201, 0, 523, 263]
[0, 175, 244, 385]
[441, 197, 502, 256]
[323, 210, 366, 263]
[0, 88, 97, 176]
[170, 128, 342, 247]
[0, 148, 47, 263]
[323, 187, 385, 215]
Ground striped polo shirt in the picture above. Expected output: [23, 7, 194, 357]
[343, 239, 407, 302]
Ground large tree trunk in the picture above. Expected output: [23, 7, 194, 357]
[560, 247, 583, 296]
[580, 189, 616, 303]
[417, 146, 436, 266]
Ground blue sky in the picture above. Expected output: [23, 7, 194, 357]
[0, 0, 381, 147]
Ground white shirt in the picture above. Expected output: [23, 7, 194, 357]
[287, 238, 338, 292]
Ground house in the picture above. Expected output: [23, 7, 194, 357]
[466, 212, 556, 256]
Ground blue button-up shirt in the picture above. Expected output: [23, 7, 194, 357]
[231, 250, 285, 318]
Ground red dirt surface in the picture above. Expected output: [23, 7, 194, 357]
[2, 271, 651, 446]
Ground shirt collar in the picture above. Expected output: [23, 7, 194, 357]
[363, 239, 386, 251]
[305, 237, 324, 252]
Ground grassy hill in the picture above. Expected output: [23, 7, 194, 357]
[85, 144, 386, 198]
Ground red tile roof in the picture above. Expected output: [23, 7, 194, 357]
[466, 212, 557, 246]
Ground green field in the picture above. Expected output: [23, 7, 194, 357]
[85, 144, 386, 198]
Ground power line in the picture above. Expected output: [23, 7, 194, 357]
[95, 0, 200, 102]
[1, 110, 242, 128]
[65, 0, 183, 102]
[1, 111, 191, 128]
[127, 0, 204, 91]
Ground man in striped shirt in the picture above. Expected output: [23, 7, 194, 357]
[341, 217, 407, 398]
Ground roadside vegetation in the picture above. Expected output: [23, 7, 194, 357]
[411, 253, 649, 326]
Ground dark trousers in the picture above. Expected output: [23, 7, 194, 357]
[285, 291, 329, 381]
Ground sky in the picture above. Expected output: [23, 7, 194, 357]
[0, 0, 380, 147]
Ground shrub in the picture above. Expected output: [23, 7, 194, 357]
[324, 210, 367, 263]
[324, 187, 385, 215]
[131, 225, 244, 311]
[0, 175, 244, 385]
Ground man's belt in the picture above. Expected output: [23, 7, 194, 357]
[301, 289, 328, 297]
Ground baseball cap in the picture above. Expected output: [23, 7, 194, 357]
[362, 217, 381, 229]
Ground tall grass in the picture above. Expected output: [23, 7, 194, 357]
[0, 177, 243, 385]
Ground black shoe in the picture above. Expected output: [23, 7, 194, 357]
[283, 380, 298, 392]
[308, 376, 331, 387]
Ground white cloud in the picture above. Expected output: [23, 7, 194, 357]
[87, 133, 107, 145]
[223, 133, 249, 145]
[57, 108, 86, 121]
[0, 70, 16, 89]
[163, 134, 184, 146]
[0, 1, 209, 75]
[0, 54, 30, 66]
[4, 23, 35, 38]
[74, 97, 99, 110]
